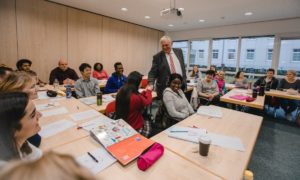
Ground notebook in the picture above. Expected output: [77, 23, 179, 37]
[90, 119, 155, 165]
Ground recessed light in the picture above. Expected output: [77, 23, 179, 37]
[168, 24, 174, 27]
[199, 19, 205, 23]
[121, 7, 128, 11]
[244, 12, 253, 16]
[178, 8, 184, 11]
[145, 16, 151, 19]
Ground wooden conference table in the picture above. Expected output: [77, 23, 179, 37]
[152, 106, 263, 180]
[53, 137, 221, 180]
[220, 88, 265, 110]
[265, 89, 300, 100]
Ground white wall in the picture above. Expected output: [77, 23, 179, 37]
[167, 18, 300, 40]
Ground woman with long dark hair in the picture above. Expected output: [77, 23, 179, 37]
[0, 92, 42, 167]
[115, 71, 152, 135]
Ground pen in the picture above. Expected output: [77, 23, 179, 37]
[87, 152, 98, 163]
[170, 130, 188, 133]
[77, 106, 79, 110]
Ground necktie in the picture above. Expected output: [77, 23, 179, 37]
[168, 53, 176, 74]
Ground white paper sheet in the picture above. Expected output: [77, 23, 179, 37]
[102, 95, 115, 103]
[76, 148, 116, 174]
[197, 105, 223, 118]
[208, 133, 245, 151]
[39, 119, 76, 138]
[35, 102, 60, 111]
[79, 115, 114, 131]
[70, 110, 100, 121]
[40, 107, 68, 117]
[80, 97, 97, 105]
[37, 91, 50, 100]
[167, 125, 245, 151]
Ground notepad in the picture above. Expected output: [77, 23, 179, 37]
[36, 102, 60, 111]
[70, 110, 100, 121]
[76, 148, 116, 174]
[40, 107, 68, 117]
[197, 105, 223, 118]
[39, 119, 76, 138]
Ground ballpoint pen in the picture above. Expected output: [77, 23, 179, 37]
[87, 152, 98, 163]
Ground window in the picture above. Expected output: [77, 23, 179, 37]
[246, 49, 255, 60]
[267, 49, 273, 60]
[211, 38, 238, 72]
[189, 40, 209, 68]
[212, 49, 219, 59]
[173, 41, 188, 66]
[293, 49, 300, 61]
[240, 36, 274, 74]
[278, 39, 300, 76]
[198, 49, 204, 58]
[228, 49, 236, 59]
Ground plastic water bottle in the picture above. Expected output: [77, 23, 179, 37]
[53, 79, 59, 90]
[66, 85, 72, 99]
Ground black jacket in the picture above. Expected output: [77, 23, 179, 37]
[148, 48, 187, 99]
[253, 76, 278, 89]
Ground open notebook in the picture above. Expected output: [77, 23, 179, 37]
[90, 119, 154, 165]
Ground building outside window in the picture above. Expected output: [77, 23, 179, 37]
[246, 49, 255, 60]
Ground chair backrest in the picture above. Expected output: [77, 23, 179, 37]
[140, 79, 148, 88]
[105, 101, 116, 116]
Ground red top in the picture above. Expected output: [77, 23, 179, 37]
[127, 90, 152, 130]
[92, 70, 109, 80]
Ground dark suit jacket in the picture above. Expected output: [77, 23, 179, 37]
[148, 48, 187, 99]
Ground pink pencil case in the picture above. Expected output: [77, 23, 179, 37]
[230, 95, 249, 100]
[137, 143, 164, 171]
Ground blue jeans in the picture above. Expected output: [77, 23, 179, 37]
[280, 99, 299, 114]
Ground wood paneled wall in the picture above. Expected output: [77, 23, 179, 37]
[0, 0, 163, 82]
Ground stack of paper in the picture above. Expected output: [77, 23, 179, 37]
[36, 102, 60, 111]
[39, 119, 76, 138]
[76, 148, 116, 174]
[197, 105, 223, 118]
[80, 97, 96, 105]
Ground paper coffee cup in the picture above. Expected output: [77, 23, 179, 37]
[199, 135, 211, 156]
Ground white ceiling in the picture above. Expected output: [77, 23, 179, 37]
[49, 0, 300, 32]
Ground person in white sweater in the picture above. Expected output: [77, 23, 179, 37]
[0, 92, 42, 168]
[163, 73, 194, 121]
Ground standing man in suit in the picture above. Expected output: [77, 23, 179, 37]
[148, 36, 187, 99]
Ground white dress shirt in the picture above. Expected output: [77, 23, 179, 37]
[165, 49, 183, 76]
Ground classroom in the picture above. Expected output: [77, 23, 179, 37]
[0, 0, 300, 179]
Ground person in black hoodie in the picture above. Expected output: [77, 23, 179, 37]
[254, 68, 279, 106]
[254, 68, 278, 89]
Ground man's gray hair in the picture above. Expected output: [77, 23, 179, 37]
[160, 36, 173, 44]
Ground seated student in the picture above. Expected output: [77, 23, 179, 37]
[163, 73, 194, 121]
[0, 72, 41, 147]
[254, 68, 278, 89]
[197, 70, 220, 105]
[209, 65, 217, 78]
[16, 59, 45, 85]
[92, 62, 108, 80]
[75, 63, 100, 98]
[115, 71, 152, 137]
[233, 71, 248, 89]
[215, 70, 227, 95]
[188, 65, 201, 80]
[0, 65, 13, 81]
[277, 70, 300, 121]
[0, 151, 96, 180]
[49, 59, 79, 85]
[104, 62, 127, 94]
[0, 92, 42, 167]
